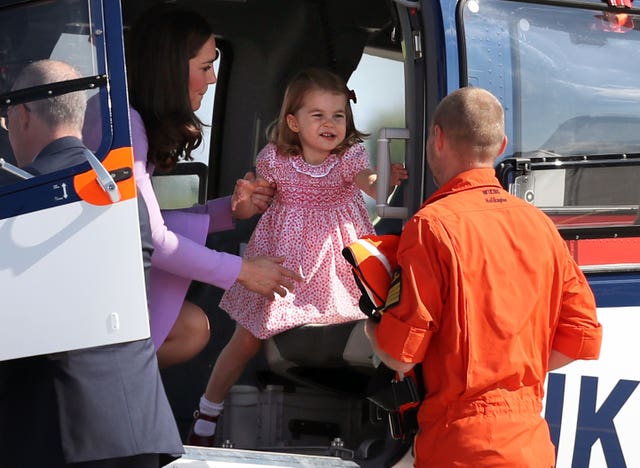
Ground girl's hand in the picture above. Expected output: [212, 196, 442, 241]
[389, 163, 409, 188]
[231, 172, 275, 219]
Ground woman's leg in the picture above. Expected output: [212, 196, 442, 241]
[188, 325, 262, 445]
[157, 300, 210, 369]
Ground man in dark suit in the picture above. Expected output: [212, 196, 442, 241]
[0, 59, 183, 467]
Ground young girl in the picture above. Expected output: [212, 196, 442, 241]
[188, 67, 408, 445]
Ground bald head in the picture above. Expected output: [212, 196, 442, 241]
[12, 59, 86, 132]
[431, 87, 505, 161]
[7, 60, 87, 167]
[427, 87, 507, 185]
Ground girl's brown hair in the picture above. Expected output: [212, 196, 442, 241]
[127, 8, 213, 172]
[269, 68, 367, 157]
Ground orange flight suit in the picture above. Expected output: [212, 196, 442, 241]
[375, 168, 602, 467]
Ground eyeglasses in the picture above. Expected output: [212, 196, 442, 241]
[0, 102, 31, 131]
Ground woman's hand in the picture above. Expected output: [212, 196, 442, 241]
[237, 256, 303, 299]
[231, 172, 275, 220]
[389, 163, 409, 187]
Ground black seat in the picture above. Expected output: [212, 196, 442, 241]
[264, 319, 376, 396]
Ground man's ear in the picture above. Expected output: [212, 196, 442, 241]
[17, 103, 31, 130]
[433, 124, 445, 152]
[286, 114, 299, 133]
[497, 135, 508, 157]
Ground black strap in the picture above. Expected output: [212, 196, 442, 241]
[366, 364, 425, 440]
[366, 364, 422, 411]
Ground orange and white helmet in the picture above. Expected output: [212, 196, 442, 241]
[342, 234, 400, 321]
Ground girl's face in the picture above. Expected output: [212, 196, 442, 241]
[286, 89, 347, 162]
[188, 35, 217, 111]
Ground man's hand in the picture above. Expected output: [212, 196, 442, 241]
[231, 171, 275, 220]
[365, 319, 415, 374]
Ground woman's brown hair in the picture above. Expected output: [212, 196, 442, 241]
[127, 8, 213, 172]
[269, 68, 367, 157]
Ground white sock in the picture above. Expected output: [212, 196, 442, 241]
[194, 396, 224, 436]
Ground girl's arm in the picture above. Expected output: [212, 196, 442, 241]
[184, 172, 274, 234]
[230, 172, 275, 219]
[354, 163, 408, 199]
[185, 146, 276, 227]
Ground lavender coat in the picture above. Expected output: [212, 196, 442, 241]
[131, 108, 243, 348]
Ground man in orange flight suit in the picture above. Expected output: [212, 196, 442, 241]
[365, 87, 603, 467]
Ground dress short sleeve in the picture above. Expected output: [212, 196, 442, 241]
[256, 143, 279, 183]
[340, 144, 371, 182]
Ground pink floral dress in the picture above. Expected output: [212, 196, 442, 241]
[219, 142, 375, 339]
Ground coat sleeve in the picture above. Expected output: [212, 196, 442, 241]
[130, 108, 242, 290]
[376, 214, 444, 363]
[551, 252, 602, 360]
[182, 197, 235, 234]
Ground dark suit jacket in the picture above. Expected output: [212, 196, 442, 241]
[0, 136, 84, 186]
[0, 137, 182, 464]
[23, 136, 87, 175]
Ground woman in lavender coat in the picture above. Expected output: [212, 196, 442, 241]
[127, 8, 301, 368]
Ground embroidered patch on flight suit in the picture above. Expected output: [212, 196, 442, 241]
[384, 268, 402, 310]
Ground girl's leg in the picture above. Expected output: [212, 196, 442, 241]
[205, 324, 262, 402]
[188, 325, 262, 446]
[157, 300, 210, 369]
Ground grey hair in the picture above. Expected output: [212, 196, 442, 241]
[12, 59, 86, 131]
